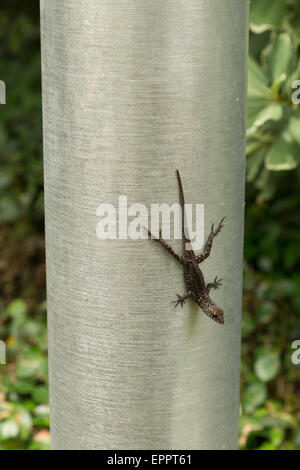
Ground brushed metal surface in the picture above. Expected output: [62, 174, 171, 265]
[40, 0, 249, 450]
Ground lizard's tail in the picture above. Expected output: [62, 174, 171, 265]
[176, 169, 190, 251]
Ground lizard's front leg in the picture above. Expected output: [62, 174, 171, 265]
[171, 293, 191, 308]
[196, 217, 225, 264]
[148, 229, 186, 265]
[206, 276, 222, 294]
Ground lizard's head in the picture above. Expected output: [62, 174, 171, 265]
[204, 305, 224, 325]
[201, 301, 225, 325]
[213, 308, 224, 325]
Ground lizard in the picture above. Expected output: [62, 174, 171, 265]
[148, 170, 225, 325]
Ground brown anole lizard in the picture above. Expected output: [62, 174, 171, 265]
[148, 170, 225, 325]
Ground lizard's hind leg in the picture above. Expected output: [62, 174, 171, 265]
[171, 293, 191, 308]
[206, 276, 222, 294]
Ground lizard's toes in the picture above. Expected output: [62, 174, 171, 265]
[171, 294, 185, 309]
[216, 217, 225, 233]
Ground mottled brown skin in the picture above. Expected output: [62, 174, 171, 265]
[148, 170, 225, 325]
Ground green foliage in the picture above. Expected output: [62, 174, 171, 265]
[0, 1, 43, 233]
[0, 0, 299, 451]
[247, 0, 300, 197]
[0, 2, 48, 450]
[240, 0, 300, 450]
[0, 299, 49, 449]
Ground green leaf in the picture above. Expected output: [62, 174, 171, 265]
[254, 352, 281, 382]
[282, 67, 300, 100]
[250, 0, 287, 33]
[32, 386, 49, 404]
[265, 131, 299, 170]
[287, 112, 300, 145]
[294, 427, 300, 447]
[258, 442, 277, 450]
[246, 139, 264, 156]
[0, 419, 19, 440]
[270, 74, 288, 98]
[15, 408, 33, 440]
[243, 382, 267, 414]
[16, 351, 48, 381]
[247, 100, 283, 136]
[247, 56, 283, 133]
[33, 405, 50, 429]
[5, 299, 27, 320]
[246, 147, 267, 182]
[255, 168, 276, 201]
[269, 427, 285, 446]
[12, 381, 34, 395]
[34, 404, 50, 416]
[248, 56, 270, 99]
[271, 33, 293, 83]
[27, 436, 50, 451]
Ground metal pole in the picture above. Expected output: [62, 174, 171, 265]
[40, 0, 248, 449]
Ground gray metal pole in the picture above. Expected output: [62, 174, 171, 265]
[40, 0, 248, 450]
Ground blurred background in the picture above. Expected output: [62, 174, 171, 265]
[0, 0, 299, 450]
